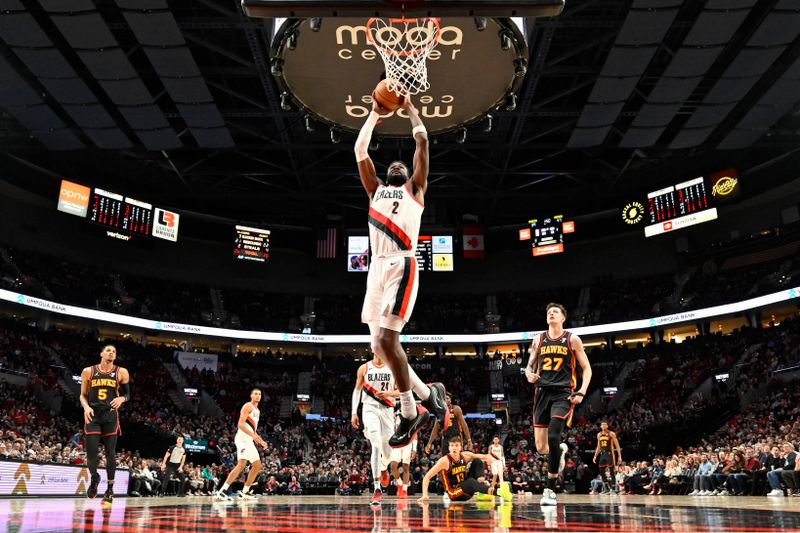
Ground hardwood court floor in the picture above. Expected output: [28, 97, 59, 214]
[1, 493, 799, 532]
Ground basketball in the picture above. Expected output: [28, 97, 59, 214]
[372, 80, 405, 112]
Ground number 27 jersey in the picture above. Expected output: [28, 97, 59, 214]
[368, 183, 424, 258]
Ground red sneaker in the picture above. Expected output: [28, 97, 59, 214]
[397, 484, 407, 498]
[370, 489, 383, 506]
[380, 470, 390, 488]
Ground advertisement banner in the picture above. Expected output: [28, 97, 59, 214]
[175, 351, 218, 373]
[57, 180, 91, 217]
[152, 208, 180, 242]
[0, 459, 129, 496]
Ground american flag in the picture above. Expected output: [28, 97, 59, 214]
[316, 226, 338, 259]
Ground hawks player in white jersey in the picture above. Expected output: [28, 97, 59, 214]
[355, 97, 449, 450]
[352, 353, 397, 506]
[214, 388, 268, 500]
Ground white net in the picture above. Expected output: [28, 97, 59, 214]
[366, 17, 440, 97]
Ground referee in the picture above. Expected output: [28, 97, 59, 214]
[160, 436, 187, 496]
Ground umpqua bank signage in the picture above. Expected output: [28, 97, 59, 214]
[272, 17, 527, 136]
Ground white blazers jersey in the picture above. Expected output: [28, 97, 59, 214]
[235, 404, 259, 441]
[368, 183, 424, 258]
[361, 360, 395, 409]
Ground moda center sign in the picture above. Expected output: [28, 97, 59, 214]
[273, 18, 527, 136]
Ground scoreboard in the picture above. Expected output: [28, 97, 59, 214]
[647, 177, 709, 224]
[644, 177, 718, 237]
[88, 188, 153, 237]
[530, 215, 564, 256]
[60, 180, 179, 242]
[416, 235, 453, 272]
[234, 225, 271, 262]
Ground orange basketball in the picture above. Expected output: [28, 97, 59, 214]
[372, 80, 405, 112]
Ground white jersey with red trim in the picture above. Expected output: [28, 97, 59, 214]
[368, 183, 424, 258]
[361, 360, 396, 409]
[235, 403, 260, 442]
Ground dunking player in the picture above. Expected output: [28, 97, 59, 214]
[593, 421, 622, 491]
[80, 345, 130, 505]
[214, 388, 268, 500]
[425, 394, 471, 454]
[355, 97, 448, 445]
[351, 352, 396, 506]
[525, 303, 592, 506]
[417, 435, 512, 504]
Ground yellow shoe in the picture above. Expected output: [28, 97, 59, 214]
[474, 492, 495, 502]
[497, 482, 513, 502]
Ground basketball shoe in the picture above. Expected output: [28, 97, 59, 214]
[421, 383, 449, 428]
[86, 473, 101, 499]
[389, 405, 430, 448]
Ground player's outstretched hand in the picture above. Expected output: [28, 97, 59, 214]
[351, 414, 360, 430]
[83, 406, 94, 424]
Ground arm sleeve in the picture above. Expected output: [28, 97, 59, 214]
[119, 381, 131, 402]
[351, 388, 361, 417]
[354, 111, 380, 162]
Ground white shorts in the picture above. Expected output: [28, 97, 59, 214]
[491, 460, 505, 477]
[234, 433, 260, 464]
[361, 403, 395, 445]
[390, 443, 413, 464]
[361, 255, 419, 332]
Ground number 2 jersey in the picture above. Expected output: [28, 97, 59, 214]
[361, 359, 396, 409]
[535, 331, 577, 390]
[367, 183, 424, 258]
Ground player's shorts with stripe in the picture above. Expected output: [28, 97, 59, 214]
[533, 387, 574, 428]
[597, 452, 615, 468]
[84, 407, 121, 437]
[361, 254, 419, 332]
[234, 433, 260, 463]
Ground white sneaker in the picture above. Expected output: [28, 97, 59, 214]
[689, 490, 699, 496]
[767, 489, 784, 497]
[540, 488, 557, 506]
[237, 490, 257, 500]
[213, 490, 232, 501]
[718, 490, 729, 496]
[558, 443, 568, 474]
[699, 490, 710, 496]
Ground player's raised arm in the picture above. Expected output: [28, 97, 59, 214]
[355, 104, 382, 197]
[404, 99, 428, 196]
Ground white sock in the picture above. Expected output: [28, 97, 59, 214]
[243, 484, 251, 493]
[221, 483, 230, 492]
[399, 390, 416, 419]
[374, 481, 381, 490]
[407, 367, 430, 401]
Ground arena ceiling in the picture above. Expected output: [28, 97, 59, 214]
[1, 0, 800, 231]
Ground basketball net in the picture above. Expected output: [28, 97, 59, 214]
[366, 17, 440, 97]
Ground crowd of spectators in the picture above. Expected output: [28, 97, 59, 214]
[3, 245, 795, 335]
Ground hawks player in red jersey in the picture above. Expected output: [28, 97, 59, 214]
[80, 345, 130, 505]
[355, 97, 448, 447]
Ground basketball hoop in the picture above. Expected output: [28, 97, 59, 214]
[366, 17, 441, 97]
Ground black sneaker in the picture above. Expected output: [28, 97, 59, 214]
[421, 383, 449, 428]
[101, 488, 113, 506]
[389, 406, 430, 448]
[86, 474, 101, 499]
